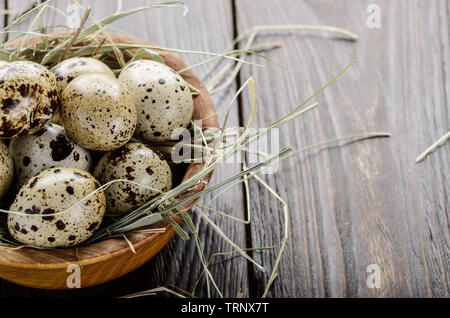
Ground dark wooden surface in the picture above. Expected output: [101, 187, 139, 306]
[0, 0, 449, 298]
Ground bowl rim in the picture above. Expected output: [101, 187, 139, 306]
[0, 32, 219, 271]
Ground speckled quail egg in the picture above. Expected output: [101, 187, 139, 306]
[94, 142, 172, 216]
[8, 123, 93, 189]
[8, 167, 106, 248]
[0, 61, 58, 138]
[60, 73, 137, 152]
[118, 60, 194, 142]
[0, 140, 14, 199]
[50, 57, 115, 125]
[51, 57, 115, 93]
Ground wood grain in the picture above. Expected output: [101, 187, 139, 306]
[236, 0, 450, 297]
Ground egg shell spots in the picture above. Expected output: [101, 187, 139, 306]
[8, 123, 93, 189]
[51, 57, 115, 94]
[94, 142, 172, 216]
[118, 60, 193, 142]
[60, 73, 137, 152]
[0, 140, 14, 199]
[7, 167, 105, 248]
[50, 57, 114, 125]
[0, 61, 58, 138]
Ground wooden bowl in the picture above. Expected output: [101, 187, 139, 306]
[0, 33, 219, 289]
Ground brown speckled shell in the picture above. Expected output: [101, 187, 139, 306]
[119, 60, 194, 142]
[0, 140, 14, 198]
[60, 73, 137, 152]
[51, 57, 115, 94]
[50, 57, 115, 125]
[0, 61, 58, 139]
[8, 123, 94, 189]
[93, 142, 172, 216]
[7, 167, 106, 248]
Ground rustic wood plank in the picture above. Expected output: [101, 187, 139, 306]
[0, 1, 6, 37]
[236, 0, 450, 297]
[0, 0, 247, 297]
[3, 0, 42, 33]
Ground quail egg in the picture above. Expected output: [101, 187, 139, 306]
[94, 142, 172, 215]
[51, 57, 115, 93]
[60, 73, 137, 152]
[8, 167, 106, 248]
[0, 140, 13, 199]
[118, 60, 194, 142]
[0, 61, 58, 138]
[8, 123, 93, 189]
[50, 57, 115, 124]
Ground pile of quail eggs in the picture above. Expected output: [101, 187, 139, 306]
[0, 56, 194, 248]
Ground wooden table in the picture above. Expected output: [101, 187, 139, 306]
[0, 0, 449, 298]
